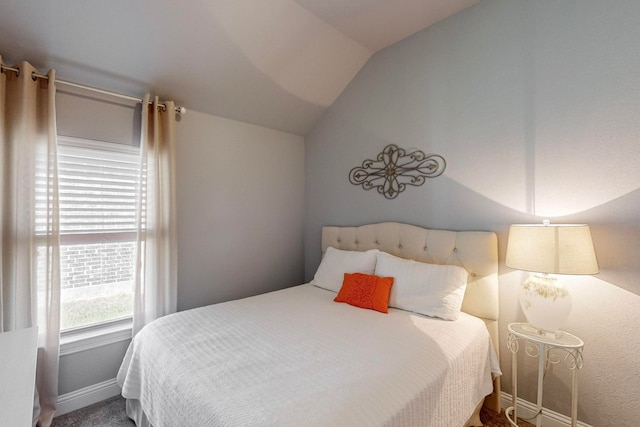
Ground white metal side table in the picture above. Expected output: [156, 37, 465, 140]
[505, 322, 584, 427]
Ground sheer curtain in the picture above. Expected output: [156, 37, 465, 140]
[0, 58, 61, 426]
[132, 94, 177, 336]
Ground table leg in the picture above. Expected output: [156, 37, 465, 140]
[512, 342, 518, 424]
[536, 343, 544, 427]
[571, 361, 578, 427]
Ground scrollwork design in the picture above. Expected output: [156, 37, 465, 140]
[525, 343, 541, 358]
[517, 344, 584, 371]
[563, 348, 584, 370]
[547, 348, 564, 365]
[349, 144, 446, 199]
[507, 333, 519, 354]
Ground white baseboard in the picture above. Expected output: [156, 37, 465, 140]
[500, 392, 592, 427]
[56, 378, 121, 417]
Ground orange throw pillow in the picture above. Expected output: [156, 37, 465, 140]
[334, 273, 394, 313]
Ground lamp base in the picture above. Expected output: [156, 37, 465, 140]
[519, 322, 565, 339]
[519, 274, 572, 335]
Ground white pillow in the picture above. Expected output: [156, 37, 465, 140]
[374, 251, 468, 320]
[311, 247, 379, 293]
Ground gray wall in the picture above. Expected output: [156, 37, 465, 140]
[175, 110, 305, 310]
[304, 1, 640, 425]
[56, 94, 305, 396]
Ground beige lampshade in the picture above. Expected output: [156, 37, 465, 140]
[505, 223, 599, 275]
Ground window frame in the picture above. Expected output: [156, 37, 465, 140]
[54, 135, 140, 352]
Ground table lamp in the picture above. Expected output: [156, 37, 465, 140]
[505, 220, 598, 337]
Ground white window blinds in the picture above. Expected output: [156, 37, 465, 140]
[37, 137, 141, 238]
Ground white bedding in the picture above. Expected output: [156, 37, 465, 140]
[117, 284, 501, 427]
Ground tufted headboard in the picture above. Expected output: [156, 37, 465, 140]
[321, 222, 501, 411]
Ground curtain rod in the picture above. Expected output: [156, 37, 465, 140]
[0, 64, 186, 115]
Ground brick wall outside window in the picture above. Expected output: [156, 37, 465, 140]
[60, 242, 135, 290]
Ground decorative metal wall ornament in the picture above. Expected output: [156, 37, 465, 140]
[349, 144, 446, 199]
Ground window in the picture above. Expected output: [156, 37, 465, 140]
[37, 136, 140, 331]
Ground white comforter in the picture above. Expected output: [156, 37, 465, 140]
[117, 284, 501, 427]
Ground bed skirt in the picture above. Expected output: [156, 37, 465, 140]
[125, 399, 152, 427]
[125, 396, 486, 427]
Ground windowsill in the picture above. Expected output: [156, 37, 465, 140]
[59, 317, 133, 356]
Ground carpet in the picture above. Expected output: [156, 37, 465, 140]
[51, 396, 134, 427]
[480, 406, 535, 427]
[51, 396, 533, 426]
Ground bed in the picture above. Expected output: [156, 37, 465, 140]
[117, 222, 502, 426]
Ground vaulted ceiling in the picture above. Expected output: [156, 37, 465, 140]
[0, 0, 478, 135]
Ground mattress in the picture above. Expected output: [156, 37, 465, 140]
[117, 284, 501, 427]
